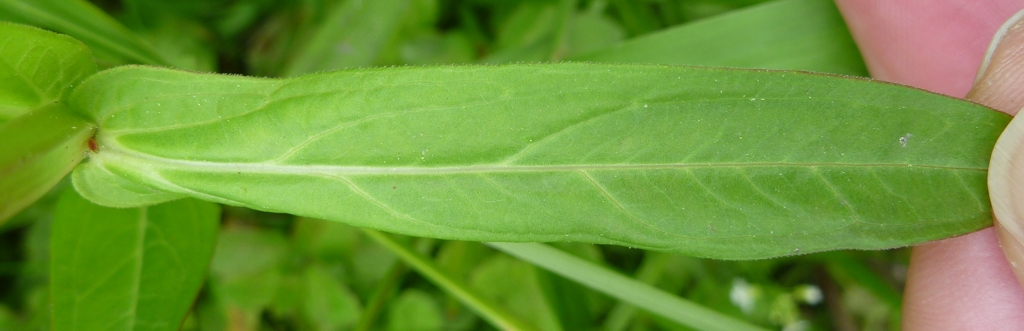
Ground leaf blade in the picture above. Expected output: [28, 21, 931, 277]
[489, 242, 767, 331]
[282, 0, 413, 77]
[573, 0, 867, 75]
[0, 0, 173, 67]
[70, 63, 1008, 259]
[0, 21, 97, 123]
[362, 229, 539, 331]
[0, 105, 93, 222]
[50, 189, 220, 331]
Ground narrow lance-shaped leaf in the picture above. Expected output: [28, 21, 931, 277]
[489, 242, 768, 331]
[362, 229, 538, 331]
[51, 188, 220, 331]
[69, 63, 1007, 259]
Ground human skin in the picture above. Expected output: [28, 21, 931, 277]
[834, 1, 1024, 329]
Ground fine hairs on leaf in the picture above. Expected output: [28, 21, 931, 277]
[67, 63, 1008, 260]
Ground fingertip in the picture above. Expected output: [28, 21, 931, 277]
[903, 230, 1024, 330]
[996, 223, 1024, 287]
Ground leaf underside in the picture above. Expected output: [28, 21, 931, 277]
[70, 63, 1008, 259]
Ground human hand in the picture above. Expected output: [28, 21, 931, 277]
[835, 1, 1024, 329]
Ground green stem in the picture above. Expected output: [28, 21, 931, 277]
[600, 252, 672, 331]
[489, 242, 768, 331]
[352, 260, 407, 331]
[353, 238, 437, 331]
[361, 230, 538, 331]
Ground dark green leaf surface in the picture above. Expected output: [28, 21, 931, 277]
[363, 229, 538, 331]
[282, 0, 412, 76]
[70, 63, 1007, 259]
[574, 0, 867, 76]
[0, 0, 173, 67]
[0, 106, 93, 222]
[51, 189, 219, 331]
[0, 22, 97, 123]
[385, 290, 444, 331]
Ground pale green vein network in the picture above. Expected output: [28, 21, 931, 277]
[71, 63, 1009, 259]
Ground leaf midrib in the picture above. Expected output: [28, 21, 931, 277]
[94, 145, 987, 175]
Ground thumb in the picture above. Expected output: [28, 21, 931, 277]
[977, 9, 1024, 288]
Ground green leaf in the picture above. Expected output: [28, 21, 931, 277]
[282, 0, 414, 76]
[0, 0, 173, 67]
[70, 63, 1007, 259]
[50, 188, 220, 331]
[608, 0, 662, 36]
[362, 229, 538, 331]
[469, 254, 563, 331]
[490, 242, 768, 331]
[0, 21, 96, 223]
[0, 22, 97, 123]
[481, 0, 576, 63]
[301, 265, 363, 331]
[0, 105, 93, 222]
[385, 289, 444, 331]
[601, 252, 697, 331]
[574, 0, 868, 76]
[563, 11, 625, 59]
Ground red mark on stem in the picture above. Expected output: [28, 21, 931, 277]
[88, 137, 98, 152]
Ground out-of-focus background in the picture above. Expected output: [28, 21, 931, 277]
[0, 0, 906, 330]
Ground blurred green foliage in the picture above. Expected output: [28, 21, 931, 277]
[0, 0, 904, 330]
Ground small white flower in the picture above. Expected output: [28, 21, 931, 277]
[794, 285, 823, 305]
[730, 278, 757, 314]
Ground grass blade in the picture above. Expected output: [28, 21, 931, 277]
[361, 229, 538, 331]
[489, 242, 767, 331]
[0, 0, 172, 67]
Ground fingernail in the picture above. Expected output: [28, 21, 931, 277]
[996, 222, 1024, 288]
[975, 8, 1024, 85]
[991, 108, 1024, 289]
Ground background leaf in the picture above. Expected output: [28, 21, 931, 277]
[0, 22, 97, 223]
[282, 0, 415, 76]
[385, 289, 444, 331]
[0, 106, 92, 223]
[362, 229, 538, 331]
[574, 0, 867, 76]
[70, 63, 1006, 259]
[0, 0, 173, 68]
[490, 242, 767, 331]
[0, 22, 97, 123]
[50, 189, 220, 331]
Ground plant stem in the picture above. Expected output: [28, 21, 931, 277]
[352, 259, 407, 331]
[361, 229, 538, 331]
[489, 242, 769, 331]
